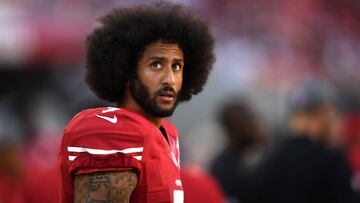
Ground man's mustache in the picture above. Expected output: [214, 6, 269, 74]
[154, 85, 176, 97]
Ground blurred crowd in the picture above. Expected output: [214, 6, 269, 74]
[1, 0, 360, 202]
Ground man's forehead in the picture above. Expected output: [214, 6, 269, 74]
[143, 41, 183, 56]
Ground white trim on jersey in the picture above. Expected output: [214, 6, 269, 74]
[68, 155, 142, 161]
[67, 146, 143, 161]
[67, 146, 143, 154]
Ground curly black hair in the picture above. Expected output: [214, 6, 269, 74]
[85, 1, 215, 103]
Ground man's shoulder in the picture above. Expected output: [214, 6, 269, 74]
[60, 107, 148, 165]
[64, 107, 152, 138]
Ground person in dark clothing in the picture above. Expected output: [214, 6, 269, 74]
[211, 98, 268, 203]
[259, 81, 359, 203]
[260, 135, 358, 203]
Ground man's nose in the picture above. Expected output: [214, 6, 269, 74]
[162, 66, 175, 86]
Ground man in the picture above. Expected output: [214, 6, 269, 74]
[259, 81, 359, 203]
[58, 2, 215, 202]
[211, 98, 268, 203]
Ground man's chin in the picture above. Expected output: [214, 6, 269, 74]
[152, 104, 176, 117]
[155, 107, 175, 117]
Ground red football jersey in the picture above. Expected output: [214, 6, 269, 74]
[58, 107, 183, 203]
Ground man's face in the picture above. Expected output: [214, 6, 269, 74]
[130, 41, 184, 117]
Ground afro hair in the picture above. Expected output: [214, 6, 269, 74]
[85, 1, 215, 103]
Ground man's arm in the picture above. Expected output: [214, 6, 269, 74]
[74, 170, 138, 203]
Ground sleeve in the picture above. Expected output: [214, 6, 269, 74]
[63, 111, 145, 176]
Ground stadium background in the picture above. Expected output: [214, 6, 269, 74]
[0, 0, 359, 202]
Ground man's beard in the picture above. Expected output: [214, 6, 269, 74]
[129, 79, 178, 118]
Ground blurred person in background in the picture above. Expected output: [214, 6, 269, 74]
[58, 1, 215, 203]
[210, 97, 269, 203]
[259, 80, 359, 203]
[0, 91, 63, 203]
[0, 92, 61, 203]
[0, 106, 25, 203]
[19, 94, 61, 203]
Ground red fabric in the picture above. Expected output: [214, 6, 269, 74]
[70, 152, 141, 175]
[181, 165, 226, 203]
[342, 114, 360, 186]
[0, 172, 24, 203]
[22, 165, 60, 203]
[59, 107, 183, 203]
[22, 135, 61, 203]
[342, 114, 360, 142]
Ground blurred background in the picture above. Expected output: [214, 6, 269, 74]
[0, 0, 360, 202]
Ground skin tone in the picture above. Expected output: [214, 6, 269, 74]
[74, 41, 184, 203]
[74, 171, 138, 203]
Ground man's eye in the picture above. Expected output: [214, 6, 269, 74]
[172, 63, 182, 71]
[151, 62, 162, 70]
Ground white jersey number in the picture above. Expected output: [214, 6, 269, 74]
[173, 190, 184, 203]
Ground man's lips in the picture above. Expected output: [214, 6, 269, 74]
[157, 91, 176, 102]
[160, 91, 175, 97]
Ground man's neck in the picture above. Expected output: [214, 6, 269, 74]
[141, 111, 163, 128]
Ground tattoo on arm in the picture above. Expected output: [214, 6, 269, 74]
[74, 170, 138, 203]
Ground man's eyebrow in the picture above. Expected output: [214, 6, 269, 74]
[147, 56, 166, 61]
[173, 59, 184, 63]
[147, 56, 184, 63]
